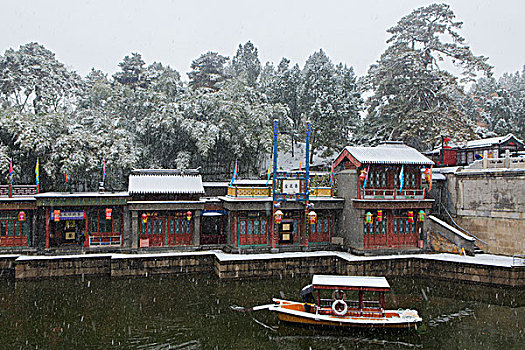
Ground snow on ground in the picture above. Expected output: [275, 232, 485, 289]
[11, 250, 520, 267]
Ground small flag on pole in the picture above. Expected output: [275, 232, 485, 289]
[64, 173, 68, 183]
[266, 159, 272, 185]
[35, 158, 40, 186]
[102, 160, 106, 184]
[399, 165, 404, 192]
[428, 165, 433, 192]
[229, 160, 238, 187]
[363, 165, 370, 189]
[9, 159, 13, 185]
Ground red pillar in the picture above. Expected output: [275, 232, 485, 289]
[45, 208, 50, 249]
[84, 208, 89, 247]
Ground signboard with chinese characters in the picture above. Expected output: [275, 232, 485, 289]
[282, 180, 300, 194]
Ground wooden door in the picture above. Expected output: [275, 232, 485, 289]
[139, 217, 165, 247]
[167, 216, 193, 246]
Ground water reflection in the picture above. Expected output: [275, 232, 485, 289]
[0, 275, 523, 349]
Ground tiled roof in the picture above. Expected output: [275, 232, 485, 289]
[128, 174, 204, 194]
[464, 134, 523, 149]
[343, 144, 434, 165]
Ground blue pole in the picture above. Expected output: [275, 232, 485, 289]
[272, 119, 279, 202]
[305, 121, 311, 201]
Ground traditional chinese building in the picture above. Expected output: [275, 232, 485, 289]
[36, 191, 128, 250]
[426, 134, 524, 167]
[0, 185, 37, 249]
[127, 169, 205, 248]
[333, 142, 434, 252]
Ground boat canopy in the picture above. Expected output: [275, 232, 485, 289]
[312, 275, 390, 292]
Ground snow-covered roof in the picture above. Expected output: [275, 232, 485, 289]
[312, 275, 390, 290]
[343, 144, 434, 165]
[35, 192, 128, 198]
[463, 134, 523, 149]
[128, 174, 204, 194]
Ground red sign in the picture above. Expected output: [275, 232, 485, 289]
[53, 210, 61, 222]
[105, 208, 112, 220]
[18, 211, 26, 222]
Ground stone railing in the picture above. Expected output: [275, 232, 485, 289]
[0, 185, 38, 197]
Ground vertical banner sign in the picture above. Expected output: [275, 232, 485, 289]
[272, 119, 279, 202]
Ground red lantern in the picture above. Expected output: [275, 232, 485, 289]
[274, 210, 283, 224]
[18, 211, 26, 222]
[408, 211, 414, 223]
[105, 208, 112, 220]
[186, 211, 192, 221]
[53, 210, 61, 222]
[377, 210, 383, 222]
[141, 213, 147, 224]
[308, 211, 317, 224]
[359, 169, 367, 182]
[424, 168, 431, 182]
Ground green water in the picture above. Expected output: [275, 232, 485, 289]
[0, 275, 523, 349]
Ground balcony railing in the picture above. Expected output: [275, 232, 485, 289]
[359, 188, 425, 200]
[310, 187, 333, 197]
[0, 185, 38, 197]
[227, 186, 271, 197]
[227, 186, 334, 198]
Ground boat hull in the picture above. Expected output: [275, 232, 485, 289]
[270, 300, 422, 330]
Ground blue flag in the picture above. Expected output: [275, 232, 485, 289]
[399, 165, 404, 192]
[229, 160, 238, 187]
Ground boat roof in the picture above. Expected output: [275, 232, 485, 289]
[312, 275, 390, 291]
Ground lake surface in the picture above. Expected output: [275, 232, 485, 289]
[0, 274, 523, 349]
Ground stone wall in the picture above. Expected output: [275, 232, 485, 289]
[3, 253, 523, 287]
[336, 170, 363, 249]
[447, 169, 525, 255]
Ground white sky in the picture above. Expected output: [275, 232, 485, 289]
[1, 0, 524, 79]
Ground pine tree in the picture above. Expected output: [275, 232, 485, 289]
[230, 41, 261, 86]
[187, 52, 229, 91]
[360, 3, 492, 150]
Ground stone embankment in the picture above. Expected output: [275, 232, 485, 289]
[1, 251, 523, 287]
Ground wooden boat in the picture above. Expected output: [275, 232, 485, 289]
[268, 275, 422, 329]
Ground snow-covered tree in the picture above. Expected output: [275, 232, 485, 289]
[187, 52, 229, 91]
[0, 42, 83, 114]
[299, 50, 361, 159]
[360, 3, 492, 150]
[230, 41, 261, 86]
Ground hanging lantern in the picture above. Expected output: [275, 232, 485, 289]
[274, 210, 283, 224]
[18, 211, 26, 222]
[105, 208, 112, 220]
[359, 169, 367, 183]
[141, 213, 148, 224]
[186, 211, 192, 221]
[418, 210, 426, 222]
[408, 211, 414, 223]
[424, 168, 431, 182]
[53, 210, 61, 222]
[377, 210, 383, 222]
[308, 211, 317, 224]
[365, 212, 372, 224]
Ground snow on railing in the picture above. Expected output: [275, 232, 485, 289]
[0, 185, 38, 197]
[359, 188, 425, 200]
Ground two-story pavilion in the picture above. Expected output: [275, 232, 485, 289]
[333, 142, 434, 252]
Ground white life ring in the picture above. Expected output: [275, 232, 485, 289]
[332, 299, 348, 316]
